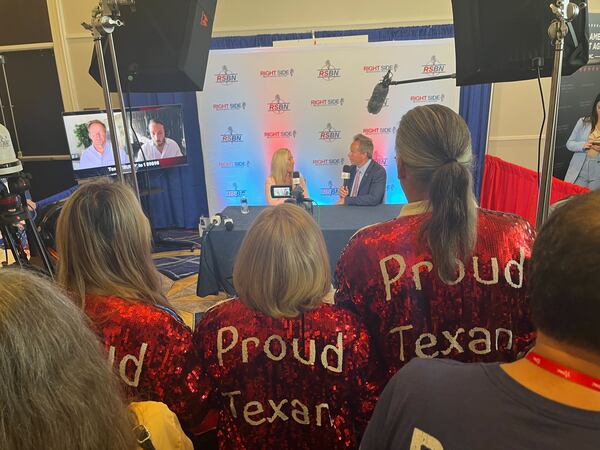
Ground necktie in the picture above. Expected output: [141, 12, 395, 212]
[351, 170, 361, 197]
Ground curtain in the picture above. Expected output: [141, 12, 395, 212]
[460, 84, 492, 199]
[480, 155, 589, 226]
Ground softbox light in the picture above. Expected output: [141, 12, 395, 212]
[89, 0, 217, 92]
[452, 0, 589, 86]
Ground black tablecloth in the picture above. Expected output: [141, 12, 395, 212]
[196, 204, 401, 296]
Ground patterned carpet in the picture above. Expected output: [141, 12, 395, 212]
[155, 249, 228, 330]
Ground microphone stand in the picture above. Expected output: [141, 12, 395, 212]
[535, 1, 581, 228]
[82, 0, 140, 202]
[386, 73, 456, 86]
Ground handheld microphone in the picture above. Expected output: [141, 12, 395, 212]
[341, 165, 352, 189]
[367, 70, 392, 115]
[292, 171, 300, 187]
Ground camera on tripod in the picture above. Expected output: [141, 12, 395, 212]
[0, 123, 54, 276]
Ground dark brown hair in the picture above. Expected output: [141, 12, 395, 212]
[530, 190, 600, 353]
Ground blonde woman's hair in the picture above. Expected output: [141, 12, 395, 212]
[270, 148, 292, 184]
[395, 104, 477, 282]
[56, 180, 169, 307]
[233, 204, 331, 318]
[0, 269, 135, 450]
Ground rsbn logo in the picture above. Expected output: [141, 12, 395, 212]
[215, 65, 239, 85]
[320, 180, 339, 196]
[422, 56, 446, 75]
[226, 182, 247, 198]
[317, 60, 341, 81]
[221, 126, 244, 144]
[319, 123, 341, 142]
[267, 95, 291, 114]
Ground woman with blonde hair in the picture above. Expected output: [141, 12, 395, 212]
[0, 269, 194, 449]
[335, 104, 536, 383]
[56, 180, 204, 432]
[194, 204, 378, 449]
[265, 148, 309, 205]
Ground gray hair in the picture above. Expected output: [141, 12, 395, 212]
[395, 104, 477, 282]
[0, 269, 135, 449]
[353, 133, 374, 159]
[86, 119, 106, 131]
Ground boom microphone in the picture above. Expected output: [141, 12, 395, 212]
[341, 165, 352, 189]
[367, 70, 393, 115]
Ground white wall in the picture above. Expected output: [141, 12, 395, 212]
[48, 0, 600, 170]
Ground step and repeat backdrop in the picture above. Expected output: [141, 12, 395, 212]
[554, 13, 600, 183]
[197, 39, 459, 214]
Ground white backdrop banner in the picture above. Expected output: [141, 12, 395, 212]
[197, 39, 458, 215]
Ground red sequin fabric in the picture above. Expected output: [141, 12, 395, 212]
[84, 294, 205, 431]
[335, 209, 536, 384]
[194, 299, 379, 449]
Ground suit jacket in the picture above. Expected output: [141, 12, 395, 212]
[345, 159, 387, 206]
[565, 117, 592, 184]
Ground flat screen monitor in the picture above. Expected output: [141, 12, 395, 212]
[62, 104, 187, 179]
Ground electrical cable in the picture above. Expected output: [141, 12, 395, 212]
[536, 65, 547, 188]
[125, 86, 153, 224]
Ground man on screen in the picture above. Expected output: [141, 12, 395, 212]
[337, 133, 386, 206]
[138, 119, 183, 161]
[79, 120, 129, 170]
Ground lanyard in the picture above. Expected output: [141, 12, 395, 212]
[526, 351, 600, 392]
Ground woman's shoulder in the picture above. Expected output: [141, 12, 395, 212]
[477, 209, 535, 244]
[199, 297, 249, 324]
[577, 117, 592, 128]
[85, 294, 189, 330]
[305, 303, 365, 330]
[265, 175, 275, 184]
[477, 208, 531, 228]
[344, 215, 421, 249]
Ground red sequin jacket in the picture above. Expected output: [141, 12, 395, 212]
[335, 208, 536, 383]
[194, 298, 379, 450]
[84, 294, 205, 431]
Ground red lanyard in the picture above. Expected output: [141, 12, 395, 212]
[526, 351, 600, 392]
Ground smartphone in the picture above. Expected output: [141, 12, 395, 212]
[270, 185, 292, 198]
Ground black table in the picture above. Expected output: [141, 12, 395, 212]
[196, 204, 401, 296]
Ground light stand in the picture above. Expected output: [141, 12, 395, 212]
[0, 55, 22, 158]
[82, 0, 140, 200]
[536, 1, 581, 228]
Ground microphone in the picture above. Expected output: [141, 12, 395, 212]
[290, 171, 306, 205]
[341, 165, 352, 189]
[367, 70, 392, 115]
[215, 213, 234, 231]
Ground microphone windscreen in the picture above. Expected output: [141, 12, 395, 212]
[292, 171, 300, 185]
[367, 82, 389, 115]
[341, 165, 351, 179]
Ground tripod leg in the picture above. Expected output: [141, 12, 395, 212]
[0, 224, 28, 268]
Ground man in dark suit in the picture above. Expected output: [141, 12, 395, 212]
[337, 134, 387, 206]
